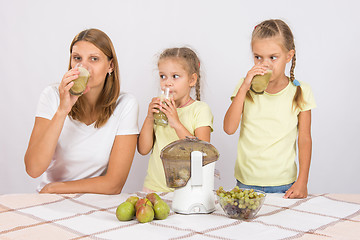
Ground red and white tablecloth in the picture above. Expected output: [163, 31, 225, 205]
[0, 192, 359, 240]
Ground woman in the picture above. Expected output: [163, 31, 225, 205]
[24, 29, 139, 194]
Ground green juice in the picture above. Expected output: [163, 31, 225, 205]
[154, 88, 170, 126]
[251, 70, 272, 94]
[69, 67, 90, 95]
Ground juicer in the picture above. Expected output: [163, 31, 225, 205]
[161, 137, 219, 214]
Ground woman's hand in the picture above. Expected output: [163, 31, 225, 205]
[283, 181, 308, 199]
[40, 182, 65, 194]
[58, 67, 90, 115]
[242, 64, 269, 91]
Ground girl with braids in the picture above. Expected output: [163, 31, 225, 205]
[224, 19, 316, 198]
[25, 29, 139, 194]
[138, 47, 213, 192]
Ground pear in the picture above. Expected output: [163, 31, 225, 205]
[153, 200, 170, 220]
[126, 196, 139, 206]
[136, 204, 154, 223]
[146, 193, 161, 206]
[135, 198, 153, 212]
[116, 201, 135, 221]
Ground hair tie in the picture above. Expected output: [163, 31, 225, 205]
[254, 25, 259, 30]
[293, 79, 301, 86]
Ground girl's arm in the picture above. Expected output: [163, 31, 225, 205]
[25, 68, 84, 178]
[137, 97, 160, 155]
[40, 134, 137, 194]
[137, 117, 155, 155]
[284, 110, 312, 199]
[223, 86, 248, 135]
[223, 64, 268, 135]
[161, 99, 211, 142]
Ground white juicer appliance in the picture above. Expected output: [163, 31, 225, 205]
[160, 137, 219, 214]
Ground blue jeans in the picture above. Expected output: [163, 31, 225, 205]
[236, 180, 294, 193]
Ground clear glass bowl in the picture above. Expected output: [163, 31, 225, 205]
[217, 187, 266, 220]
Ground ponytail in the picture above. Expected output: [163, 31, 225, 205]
[290, 53, 305, 110]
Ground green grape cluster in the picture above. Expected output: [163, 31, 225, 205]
[216, 186, 265, 219]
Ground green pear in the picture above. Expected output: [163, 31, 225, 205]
[153, 200, 170, 220]
[136, 204, 154, 223]
[116, 201, 135, 221]
[146, 193, 161, 206]
[126, 196, 139, 206]
[135, 198, 152, 211]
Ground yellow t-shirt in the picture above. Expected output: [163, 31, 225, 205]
[231, 79, 316, 186]
[143, 101, 214, 192]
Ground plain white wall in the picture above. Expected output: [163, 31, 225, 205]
[1, 0, 359, 194]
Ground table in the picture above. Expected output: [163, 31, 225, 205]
[0, 192, 359, 240]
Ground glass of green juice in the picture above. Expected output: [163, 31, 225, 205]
[154, 87, 170, 126]
[69, 64, 90, 96]
[250, 69, 272, 94]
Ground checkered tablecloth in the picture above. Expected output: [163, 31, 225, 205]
[0, 192, 359, 240]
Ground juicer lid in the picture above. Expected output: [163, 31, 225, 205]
[160, 136, 219, 188]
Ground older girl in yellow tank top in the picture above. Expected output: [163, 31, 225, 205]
[224, 19, 316, 198]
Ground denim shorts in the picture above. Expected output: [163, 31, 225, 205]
[236, 180, 294, 193]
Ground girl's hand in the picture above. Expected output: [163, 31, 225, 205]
[58, 68, 89, 115]
[242, 64, 269, 91]
[161, 98, 181, 129]
[146, 97, 161, 120]
[283, 181, 308, 199]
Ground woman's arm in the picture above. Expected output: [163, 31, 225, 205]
[40, 134, 137, 194]
[25, 113, 67, 178]
[284, 110, 312, 199]
[25, 68, 84, 178]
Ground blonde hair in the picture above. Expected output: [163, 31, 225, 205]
[158, 47, 201, 101]
[68, 29, 120, 128]
[249, 19, 305, 110]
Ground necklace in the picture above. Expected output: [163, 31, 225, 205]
[178, 98, 192, 108]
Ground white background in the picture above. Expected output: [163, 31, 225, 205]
[1, 0, 359, 194]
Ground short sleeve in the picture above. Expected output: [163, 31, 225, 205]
[299, 81, 316, 111]
[114, 93, 139, 135]
[194, 102, 214, 132]
[36, 84, 60, 120]
[231, 78, 245, 101]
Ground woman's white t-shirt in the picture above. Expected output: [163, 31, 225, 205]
[35, 84, 139, 192]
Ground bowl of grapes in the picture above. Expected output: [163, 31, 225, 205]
[216, 186, 266, 220]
